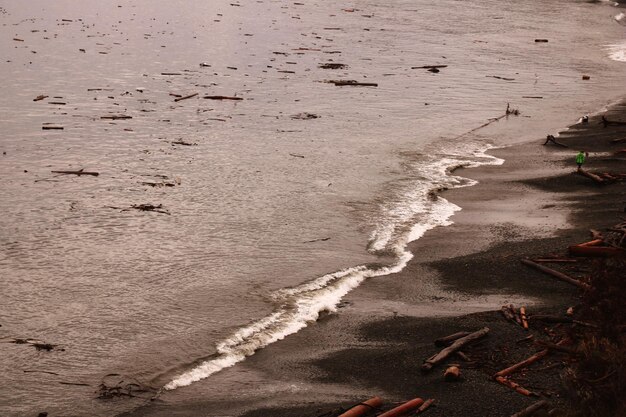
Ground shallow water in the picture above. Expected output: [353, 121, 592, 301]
[0, 0, 624, 415]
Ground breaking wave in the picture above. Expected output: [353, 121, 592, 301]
[164, 142, 504, 391]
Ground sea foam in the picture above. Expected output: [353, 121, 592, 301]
[164, 144, 503, 391]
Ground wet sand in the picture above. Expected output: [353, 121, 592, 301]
[122, 102, 626, 417]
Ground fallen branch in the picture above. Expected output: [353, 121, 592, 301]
[101, 115, 132, 120]
[422, 327, 489, 372]
[494, 349, 550, 378]
[520, 259, 590, 290]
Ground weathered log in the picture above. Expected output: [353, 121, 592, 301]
[434, 331, 471, 347]
[568, 245, 625, 258]
[416, 398, 435, 414]
[510, 304, 523, 326]
[444, 366, 461, 381]
[42, 126, 64, 130]
[578, 239, 603, 247]
[422, 327, 489, 372]
[377, 398, 424, 417]
[174, 92, 198, 102]
[495, 376, 536, 396]
[51, 170, 99, 176]
[520, 259, 590, 290]
[511, 400, 549, 417]
[520, 307, 529, 330]
[337, 397, 383, 417]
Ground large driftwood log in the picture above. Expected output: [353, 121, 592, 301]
[337, 397, 383, 417]
[422, 327, 489, 372]
[510, 400, 549, 417]
[520, 259, 590, 290]
[577, 169, 605, 184]
[377, 398, 424, 417]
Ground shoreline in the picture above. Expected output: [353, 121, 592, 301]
[123, 100, 626, 417]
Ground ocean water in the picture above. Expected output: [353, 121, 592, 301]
[0, 0, 624, 416]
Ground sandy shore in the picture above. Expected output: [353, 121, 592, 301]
[123, 102, 626, 417]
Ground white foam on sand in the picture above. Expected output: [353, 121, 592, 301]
[164, 145, 503, 391]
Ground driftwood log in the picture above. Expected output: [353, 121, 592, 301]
[377, 398, 424, 417]
[495, 376, 536, 396]
[422, 327, 489, 372]
[337, 397, 383, 417]
[434, 331, 471, 347]
[174, 93, 198, 102]
[520, 259, 590, 290]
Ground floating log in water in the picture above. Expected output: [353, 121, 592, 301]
[42, 126, 64, 130]
[520, 259, 590, 290]
[101, 115, 132, 120]
[337, 397, 383, 417]
[203, 95, 243, 100]
[174, 92, 198, 102]
[327, 80, 378, 87]
[422, 327, 489, 372]
[34, 95, 48, 101]
[411, 65, 448, 69]
[51, 169, 99, 177]
[377, 398, 424, 417]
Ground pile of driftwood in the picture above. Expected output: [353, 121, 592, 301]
[567, 222, 626, 258]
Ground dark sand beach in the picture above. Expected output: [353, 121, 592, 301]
[126, 103, 626, 417]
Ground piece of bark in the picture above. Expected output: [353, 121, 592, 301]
[422, 327, 489, 372]
[495, 376, 536, 396]
[51, 169, 99, 176]
[377, 398, 424, 417]
[520, 259, 590, 290]
[416, 398, 435, 414]
[174, 93, 198, 102]
[444, 366, 461, 381]
[337, 397, 383, 417]
[434, 331, 471, 347]
[511, 400, 549, 417]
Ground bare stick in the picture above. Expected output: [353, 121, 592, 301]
[510, 400, 549, 417]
